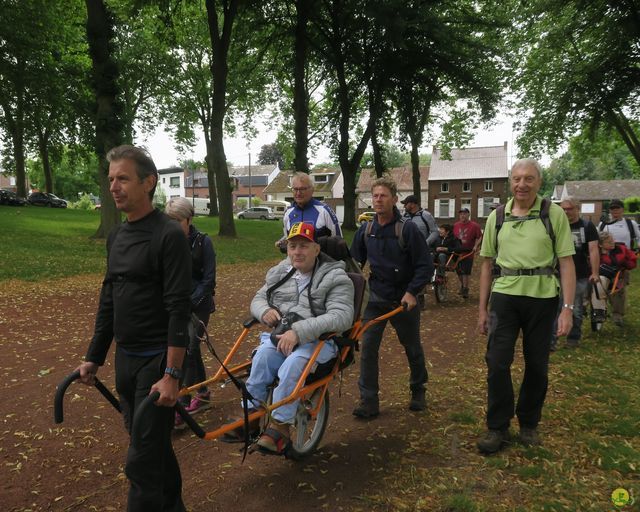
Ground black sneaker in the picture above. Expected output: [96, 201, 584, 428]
[477, 429, 510, 454]
[518, 427, 541, 447]
[352, 401, 379, 419]
[409, 390, 426, 411]
[462, 287, 469, 298]
[592, 309, 606, 322]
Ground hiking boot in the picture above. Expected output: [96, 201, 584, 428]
[462, 287, 469, 299]
[352, 401, 379, 419]
[409, 390, 426, 411]
[458, 286, 464, 295]
[518, 427, 541, 447]
[185, 392, 211, 415]
[477, 429, 510, 454]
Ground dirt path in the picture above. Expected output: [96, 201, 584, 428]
[0, 261, 483, 512]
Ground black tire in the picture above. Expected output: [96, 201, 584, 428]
[287, 389, 330, 460]
[238, 215, 244, 219]
[433, 276, 447, 303]
[260, 215, 266, 220]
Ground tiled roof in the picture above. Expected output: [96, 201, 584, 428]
[429, 144, 508, 180]
[564, 180, 640, 200]
[229, 164, 278, 177]
[356, 166, 429, 193]
[263, 169, 341, 195]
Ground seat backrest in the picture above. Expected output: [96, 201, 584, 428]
[347, 272, 366, 324]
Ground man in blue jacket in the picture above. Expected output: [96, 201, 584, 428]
[350, 177, 434, 417]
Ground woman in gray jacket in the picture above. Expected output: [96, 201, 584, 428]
[245, 222, 354, 454]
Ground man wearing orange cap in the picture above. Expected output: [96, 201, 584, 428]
[228, 222, 354, 455]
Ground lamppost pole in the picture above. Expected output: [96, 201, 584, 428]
[248, 152, 252, 207]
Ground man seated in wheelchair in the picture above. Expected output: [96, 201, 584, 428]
[243, 221, 354, 454]
[430, 224, 462, 277]
[591, 231, 637, 322]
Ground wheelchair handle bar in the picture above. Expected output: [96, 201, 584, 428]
[54, 372, 205, 440]
[132, 391, 206, 440]
[54, 370, 121, 424]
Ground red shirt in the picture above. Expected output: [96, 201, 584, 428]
[453, 221, 482, 251]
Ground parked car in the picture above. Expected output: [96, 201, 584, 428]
[357, 211, 375, 224]
[27, 192, 67, 208]
[237, 206, 276, 220]
[0, 189, 28, 206]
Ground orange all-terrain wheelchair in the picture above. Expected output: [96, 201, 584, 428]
[55, 268, 404, 461]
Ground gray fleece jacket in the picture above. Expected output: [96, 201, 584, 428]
[250, 253, 355, 345]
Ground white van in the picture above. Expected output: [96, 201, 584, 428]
[261, 200, 290, 219]
[192, 197, 211, 216]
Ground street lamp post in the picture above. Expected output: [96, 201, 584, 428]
[248, 152, 252, 208]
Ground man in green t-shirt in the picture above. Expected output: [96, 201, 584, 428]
[476, 158, 576, 454]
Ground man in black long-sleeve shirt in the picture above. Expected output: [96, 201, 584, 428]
[350, 177, 434, 418]
[76, 145, 191, 512]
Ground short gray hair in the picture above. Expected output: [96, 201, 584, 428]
[511, 158, 542, 178]
[291, 172, 314, 190]
[560, 196, 580, 210]
[165, 197, 194, 221]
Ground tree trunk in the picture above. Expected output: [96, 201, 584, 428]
[611, 109, 640, 167]
[13, 128, 27, 197]
[293, 0, 310, 173]
[410, 136, 421, 199]
[371, 129, 384, 177]
[85, 0, 123, 238]
[37, 131, 54, 193]
[205, 0, 238, 237]
[204, 141, 220, 216]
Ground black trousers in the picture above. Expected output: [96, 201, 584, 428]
[115, 348, 186, 512]
[485, 292, 558, 431]
[181, 299, 212, 401]
[358, 301, 428, 404]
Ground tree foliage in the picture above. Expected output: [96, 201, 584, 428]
[509, 0, 640, 165]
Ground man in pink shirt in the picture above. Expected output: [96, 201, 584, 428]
[453, 208, 483, 298]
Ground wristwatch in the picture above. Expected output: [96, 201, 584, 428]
[562, 303, 575, 311]
[164, 367, 182, 379]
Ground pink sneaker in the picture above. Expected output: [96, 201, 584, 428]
[185, 392, 211, 415]
[174, 411, 186, 430]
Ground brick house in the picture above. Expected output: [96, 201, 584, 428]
[356, 166, 430, 211]
[553, 180, 640, 223]
[160, 163, 280, 210]
[262, 167, 345, 220]
[428, 143, 509, 225]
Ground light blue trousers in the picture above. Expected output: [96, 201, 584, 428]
[245, 332, 337, 423]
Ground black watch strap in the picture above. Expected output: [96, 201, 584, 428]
[164, 367, 182, 379]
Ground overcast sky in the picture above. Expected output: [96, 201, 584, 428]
[140, 114, 523, 171]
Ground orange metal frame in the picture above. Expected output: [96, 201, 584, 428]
[180, 305, 405, 442]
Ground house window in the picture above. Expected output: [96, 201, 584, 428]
[170, 176, 180, 188]
[162, 177, 166, 184]
[479, 197, 501, 217]
[462, 182, 471, 192]
[440, 182, 449, 193]
[314, 175, 328, 183]
[484, 180, 493, 192]
[438, 199, 449, 217]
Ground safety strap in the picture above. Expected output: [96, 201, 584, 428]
[196, 314, 256, 462]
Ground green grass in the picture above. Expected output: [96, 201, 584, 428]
[0, 205, 290, 281]
[360, 272, 640, 511]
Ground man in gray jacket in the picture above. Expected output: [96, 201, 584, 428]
[246, 222, 354, 454]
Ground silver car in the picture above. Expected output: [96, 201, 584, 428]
[237, 206, 276, 220]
